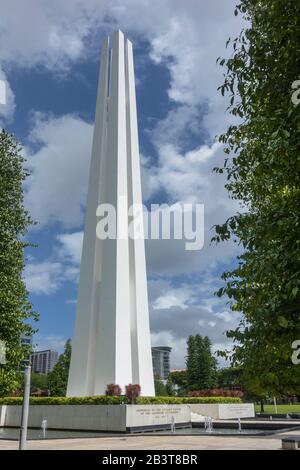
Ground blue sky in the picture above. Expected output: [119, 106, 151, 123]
[0, 0, 245, 368]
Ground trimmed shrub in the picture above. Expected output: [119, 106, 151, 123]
[105, 384, 122, 396]
[0, 395, 242, 406]
[182, 396, 242, 404]
[125, 384, 141, 403]
[188, 389, 244, 398]
[0, 396, 127, 406]
[136, 396, 183, 405]
[137, 396, 242, 405]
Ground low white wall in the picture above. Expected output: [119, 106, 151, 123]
[126, 404, 190, 429]
[0, 404, 191, 432]
[218, 403, 255, 419]
[190, 403, 255, 420]
[0, 403, 253, 429]
[0, 405, 7, 427]
[0, 405, 126, 432]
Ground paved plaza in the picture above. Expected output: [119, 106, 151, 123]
[1, 429, 300, 450]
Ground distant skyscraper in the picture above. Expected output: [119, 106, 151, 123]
[30, 350, 58, 374]
[67, 30, 155, 396]
[152, 347, 172, 381]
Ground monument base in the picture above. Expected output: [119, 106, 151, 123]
[0, 404, 191, 433]
[190, 403, 255, 420]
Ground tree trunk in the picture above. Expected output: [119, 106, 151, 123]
[260, 400, 264, 413]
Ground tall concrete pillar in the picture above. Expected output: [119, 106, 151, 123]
[67, 30, 155, 397]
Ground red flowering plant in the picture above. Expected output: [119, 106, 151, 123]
[105, 384, 122, 396]
[188, 388, 244, 398]
[125, 384, 141, 404]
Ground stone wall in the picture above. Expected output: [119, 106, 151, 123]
[0, 404, 191, 432]
[190, 403, 255, 420]
[0, 403, 255, 431]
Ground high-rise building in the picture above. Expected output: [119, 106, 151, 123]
[152, 347, 172, 381]
[30, 350, 58, 375]
[67, 30, 154, 396]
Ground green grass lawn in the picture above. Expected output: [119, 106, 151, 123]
[255, 404, 300, 414]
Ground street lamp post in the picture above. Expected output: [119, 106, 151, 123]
[19, 365, 31, 450]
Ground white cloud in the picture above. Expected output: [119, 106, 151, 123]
[24, 261, 63, 295]
[147, 277, 241, 367]
[25, 114, 92, 228]
[216, 311, 235, 323]
[151, 331, 187, 369]
[153, 291, 190, 310]
[24, 232, 83, 296]
[0, 0, 107, 71]
[0, 68, 15, 124]
[0, 1, 246, 358]
[145, 142, 224, 202]
[3, 0, 243, 238]
[146, 0, 243, 139]
[150, 280, 197, 310]
[23, 121, 240, 277]
[144, 142, 241, 276]
[56, 231, 83, 265]
[34, 335, 66, 354]
[0, 1, 244, 128]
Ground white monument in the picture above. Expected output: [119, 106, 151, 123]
[67, 30, 155, 397]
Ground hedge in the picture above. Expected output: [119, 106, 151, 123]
[0, 396, 241, 406]
[0, 396, 127, 405]
[137, 397, 242, 404]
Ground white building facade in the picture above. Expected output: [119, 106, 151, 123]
[30, 350, 58, 375]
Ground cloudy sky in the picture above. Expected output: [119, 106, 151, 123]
[0, 0, 245, 368]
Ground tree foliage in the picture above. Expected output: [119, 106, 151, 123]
[186, 335, 217, 390]
[48, 339, 71, 396]
[214, 0, 300, 395]
[30, 373, 48, 391]
[216, 367, 242, 389]
[154, 373, 168, 396]
[169, 370, 188, 389]
[0, 130, 37, 396]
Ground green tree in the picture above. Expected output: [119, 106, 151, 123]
[186, 336, 198, 389]
[169, 370, 187, 390]
[214, 0, 300, 396]
[186, 335, 217, 390]
[165, 375, 174, 396]
[154, 374, 168, 396]
[0, 130, 37, 396]
[48, 340, 71, 396]
[169, 370, 188, 395]
[216, 367, 242, 388]
[30, 373, 48, 392]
